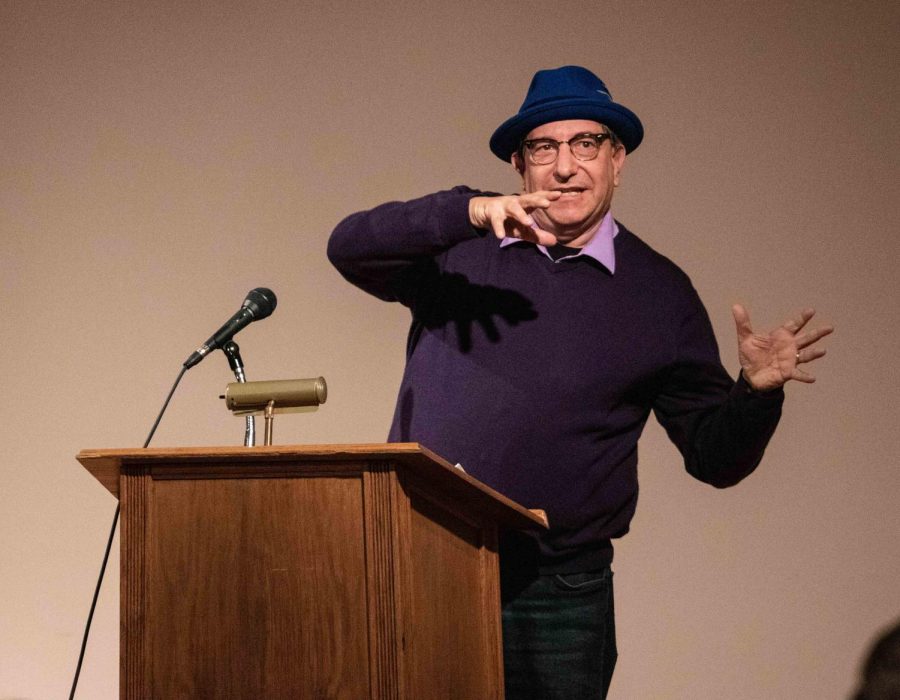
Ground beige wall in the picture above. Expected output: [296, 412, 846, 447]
[2, 1, 897, 697]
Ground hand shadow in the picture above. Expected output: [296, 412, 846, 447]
[405, 265, 539, 354]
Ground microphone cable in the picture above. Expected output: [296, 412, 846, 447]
[68, 365, 188, 700]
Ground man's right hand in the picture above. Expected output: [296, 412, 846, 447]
[468, 191, 561, 246]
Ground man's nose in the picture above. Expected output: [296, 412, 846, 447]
[554, 144, 578, 179]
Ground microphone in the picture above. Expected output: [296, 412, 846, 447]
[183, 288, 277, 369]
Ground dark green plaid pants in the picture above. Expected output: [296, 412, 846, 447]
[501, 565, 617, 700]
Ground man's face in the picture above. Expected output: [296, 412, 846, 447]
[514, 119, 626, 246]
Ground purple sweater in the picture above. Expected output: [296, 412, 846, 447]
[328, 186, 783, 572]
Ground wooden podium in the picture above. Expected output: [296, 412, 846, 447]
[77, 443, 546, 699]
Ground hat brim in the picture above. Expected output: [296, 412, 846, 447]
[489, 99, 644, 161]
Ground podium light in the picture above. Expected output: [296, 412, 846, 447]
[221, 377, 327, 445]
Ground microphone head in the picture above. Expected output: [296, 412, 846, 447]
[242, 287, 277, 319]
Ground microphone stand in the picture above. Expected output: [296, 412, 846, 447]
[222, 341, 255, 446]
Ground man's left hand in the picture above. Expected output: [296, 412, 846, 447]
[732, 305, 834, 392]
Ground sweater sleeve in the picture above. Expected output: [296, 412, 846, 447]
[652, 296, 784, 488]
[326, 186, 487, 304]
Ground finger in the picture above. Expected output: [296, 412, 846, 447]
[791, 367, 817, 383]
[732, 304, 753, 338]
[483, 198, 538, 238]
[508, 200, 540, 229]
[504, 201, 558, 245]
[795, 325, 835, 349]
[782, 307, 816, 334]
[530, 227, 558, 246]
[489, 212, 507, 240]
[797, 347, 826, 364]
[509, 218, 557, 246]
[496, 215, 553, 245]
[520, 190, 562, 208]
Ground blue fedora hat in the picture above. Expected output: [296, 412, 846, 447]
[489, 65, 644, 161]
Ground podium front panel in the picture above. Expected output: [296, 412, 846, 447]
[123, 464, 372, 698]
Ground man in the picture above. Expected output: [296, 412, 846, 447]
[327, 65, 832, 699]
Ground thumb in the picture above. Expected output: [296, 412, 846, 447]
[732, 303, 753, 339]
[530, 225, 558, 246]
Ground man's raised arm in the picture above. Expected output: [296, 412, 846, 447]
[327, 187, 570, 301]
[327, 186, 486, 302]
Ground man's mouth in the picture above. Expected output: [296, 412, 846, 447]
[552, 187, 585, 198]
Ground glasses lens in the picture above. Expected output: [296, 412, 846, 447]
[570, 135, 602, 160]
[527, 140, 558, 165]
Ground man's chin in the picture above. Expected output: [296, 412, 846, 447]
[543, 218, 593, 241]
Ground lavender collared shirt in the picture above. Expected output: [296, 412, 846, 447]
[498, 209, 619, 274]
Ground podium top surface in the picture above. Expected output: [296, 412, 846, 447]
[77, 442, 547, 530]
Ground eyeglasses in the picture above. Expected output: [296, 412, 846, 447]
[521, 132, 613, 165]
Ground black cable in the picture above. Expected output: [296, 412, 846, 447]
[67, 502, 118, 700]
[68, 365, 188, 700]
[142, 366, 188, 452]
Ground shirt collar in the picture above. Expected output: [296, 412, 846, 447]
[499, 210, 618, 274]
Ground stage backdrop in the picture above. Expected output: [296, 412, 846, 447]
[2, 1, 898, 698]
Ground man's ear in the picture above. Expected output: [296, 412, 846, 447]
[512, 152, 525, 176]
[612, 146, 626, 187]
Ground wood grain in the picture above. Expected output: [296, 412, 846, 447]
[147, 472, 369, 697]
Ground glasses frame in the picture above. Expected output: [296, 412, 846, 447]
[521, 131, 613, 166]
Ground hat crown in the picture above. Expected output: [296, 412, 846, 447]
[521, 66, 613, 110]
[489, 65, 643, 159]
